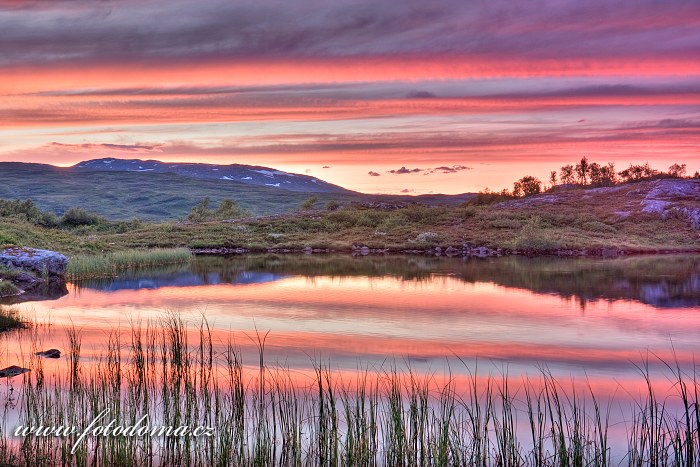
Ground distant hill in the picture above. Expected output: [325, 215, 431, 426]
[0, 160, 473, 220]
[74, 158, 352, 194]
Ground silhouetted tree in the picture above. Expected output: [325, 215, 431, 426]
[513, 176, 541, 197]
[668, 163, 687, 178]
[575, 156, 590, 184]
[559, 164, 575, 184]
[589, 162, 617, 186]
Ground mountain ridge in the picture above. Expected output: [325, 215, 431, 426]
[73, 158, 354, 194]
[0, 160, 474, 220]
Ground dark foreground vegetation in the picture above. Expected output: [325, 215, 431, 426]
[0, 305, 26, 332]
[1, 318, 698, 466]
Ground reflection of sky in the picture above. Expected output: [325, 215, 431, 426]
[8, 274, 700, 381]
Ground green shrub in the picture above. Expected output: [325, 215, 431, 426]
[581, 221, 616, 233]
[325, 200, 340, 211]
[0, 231, 18, 246]
[325, 210, 359, 229]
[0, 280, 21, 298]
[489, 218, 522, 229]
[300, 196, 319, 211]
[215, 199, 247, 220]
[511, 216, 564, 251]
[463, 192, 516, 206]
[0, 199, 58, 226]
[511, 233, 563, 251]
[61, 207, 105, 227]
[188, 198, 248, 222]
[378, 214, 405, 231]
[414, 231, 440, 244]
[355, 211, 384, 227]
[400, 206, 447, 224]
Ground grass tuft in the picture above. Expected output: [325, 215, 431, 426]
[67, 248, 192, 280]
[0, 305, 28, 331]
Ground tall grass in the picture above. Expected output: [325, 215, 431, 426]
[67, 248, 192, 280]
[1, 320, 698, 466]
[0, 305, 27, 331]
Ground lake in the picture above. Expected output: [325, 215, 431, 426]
[2, 253, 699, 464]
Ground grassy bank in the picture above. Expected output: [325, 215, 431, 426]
[1, 318, 698, 466]
[0, 280, 21, 298]
[66, 248, 193, 280]
[1, 179, 699, 256]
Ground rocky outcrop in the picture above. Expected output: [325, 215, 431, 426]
[0, 247, 69, 302]
[0, 247, 68, 277]
[640, 179, 700, 228]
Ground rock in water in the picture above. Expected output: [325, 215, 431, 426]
[0, 365, 30, 378]
[0, 247, 68, 277]
[36, 349, 61, 359]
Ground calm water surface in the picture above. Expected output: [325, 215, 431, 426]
[3, 254, 699, 390]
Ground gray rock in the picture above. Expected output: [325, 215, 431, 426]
[677, 207, 700, 229]
[445, 246, 460, 256]
[640, 179, 700, 228]
[641, 199, 671, 214]
[36, 349, 61, 359]
[14, 272, 41, 285]
[0, 248, 68, 277]
[0, 365, 30, 378]
[601, 247, 621, 258]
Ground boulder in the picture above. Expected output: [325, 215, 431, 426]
[0, 247, 68, 277]
[36, 349, 61, 359]
[0, 365, 30, 378]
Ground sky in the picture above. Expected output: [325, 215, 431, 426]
[1, 0, 699, 194]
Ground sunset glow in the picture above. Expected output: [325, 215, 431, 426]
[1, 0, 699, 193]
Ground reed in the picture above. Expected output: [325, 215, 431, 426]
[66, 248, 192, 280]
[0, 305, 27, 331]
[1, 320, 699, 466]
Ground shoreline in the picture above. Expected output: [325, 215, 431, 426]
[191, 245, 700, 258]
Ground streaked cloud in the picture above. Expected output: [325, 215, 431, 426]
[0, 0, 698, 193]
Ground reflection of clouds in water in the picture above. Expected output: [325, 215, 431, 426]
[72, 254, 700, 308]
[9, 255, 700, 377]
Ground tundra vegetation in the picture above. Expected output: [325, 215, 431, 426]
[0, 160, 698, 261]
